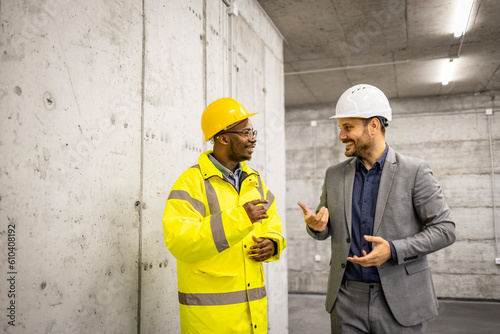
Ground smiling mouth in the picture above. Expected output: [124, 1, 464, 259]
[344, 141, 354, 148]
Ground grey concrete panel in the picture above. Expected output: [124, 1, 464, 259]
[390, 91, 500, 116]
[263, 42, 288, 334]
[451, 207, 499, 240]
[232, 13, 266, 174]
[284, 75, 320, 106]
[438, 174, 499, 208]
[429, 240, 500, 275]
[0, 0, 143, 333]
[237, 0, 283, 61]
[140, 1, 208, 333]
[286, 208, 310, 238]
[390, 113, 496, 143]
[286, 104, 334, 123]
[206, 0, 230, 101]
[285, 179, 323, 212]
[388, 140, 500, 175]
[432, 272, 500, 299]
[285, 147, 338, 181]
[288, 270, 329, 294]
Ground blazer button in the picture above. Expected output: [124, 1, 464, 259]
[341, 263, 345, 268]
[346, 238, 351, 243]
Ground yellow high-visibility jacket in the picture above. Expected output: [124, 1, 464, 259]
[163, 151, 286, 334]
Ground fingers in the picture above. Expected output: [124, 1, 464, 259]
[346, 236, 391, 267]
[297, 201, 312, 215]
[253, 206, 268, 221]
[252, 235, 263, 243]
[250, 199, 269, 206]
[298, 201, 329, 232]
[316, 207, 329, 222]
[248, 238, 274, 261]
[364, 235, 382, 243]
[243, 200, 270, 223]
[307, 207, 329, 232]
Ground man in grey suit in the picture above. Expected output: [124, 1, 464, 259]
[298, 84, 455, 333]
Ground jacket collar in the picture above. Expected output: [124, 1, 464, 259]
[198, 150, 258, 180]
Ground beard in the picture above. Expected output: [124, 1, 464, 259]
[228, 142, 252, 162]
[343, 127, 373, 158]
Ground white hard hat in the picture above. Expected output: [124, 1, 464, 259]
[330, 84, 392, 122]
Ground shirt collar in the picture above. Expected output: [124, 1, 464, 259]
[357, 144, 389, 172]
[207, 153, 242, 179]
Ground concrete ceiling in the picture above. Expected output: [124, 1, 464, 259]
[257, 0, 500, 107]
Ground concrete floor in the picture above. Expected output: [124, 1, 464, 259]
[288, 293, 500, 334]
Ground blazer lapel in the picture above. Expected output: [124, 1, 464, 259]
[344, 158, 356, 237]
[374, 146, 397, 235]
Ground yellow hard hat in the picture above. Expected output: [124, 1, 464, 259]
[201, 97, 257, 141]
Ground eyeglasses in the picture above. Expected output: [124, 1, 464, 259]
[219, 129, 257, 140]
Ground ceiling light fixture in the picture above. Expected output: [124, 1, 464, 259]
[453, 0, 474, 38]
[441, 59, 455, 85]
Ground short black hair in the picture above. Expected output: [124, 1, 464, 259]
[362, 117, 386, 134]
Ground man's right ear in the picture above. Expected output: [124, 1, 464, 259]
[216, 134, 229, 145]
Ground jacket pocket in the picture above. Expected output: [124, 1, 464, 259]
[404, 259, 429, 275]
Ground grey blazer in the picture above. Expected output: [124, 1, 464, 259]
[307, 146, 455, 327]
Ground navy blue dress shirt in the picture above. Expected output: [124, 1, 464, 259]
[343, 145, 390, 283]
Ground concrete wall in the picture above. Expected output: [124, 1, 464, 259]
[286, 90, 500, 300]
[0, 0, 287, 333]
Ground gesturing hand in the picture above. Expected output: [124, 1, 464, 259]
[347, 235, 392, 267]
[248, 236, 274, 261]
[297, 201, 329, 232]
[243, 199, 269, 223]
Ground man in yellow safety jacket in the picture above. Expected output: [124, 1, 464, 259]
[163, 97, 286, 334]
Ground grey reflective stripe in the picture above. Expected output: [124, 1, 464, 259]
[210, 212, 229, 252]
[204, 178, 229, 252]
[267, 231, 284, 241]
[255, 175, 266, 224]
[204, 178, 220, 216]
[256, 175, 265, 199]
[248, 286, 267, 301]
[178, 286, 266, 306]
[168, 190, 205, 217]
[263, 190, 275, 211]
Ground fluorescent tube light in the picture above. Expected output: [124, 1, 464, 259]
[441, 59, 455, 85]
[454, 0, 474, 38]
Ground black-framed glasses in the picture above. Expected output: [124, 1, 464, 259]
[219, 129, 257, 140]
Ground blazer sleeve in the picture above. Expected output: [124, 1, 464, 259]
[391, 160, 456, 264]
[306, 171, 332, 240]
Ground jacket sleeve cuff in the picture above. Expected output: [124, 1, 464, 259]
[271, 240, 278, 255]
